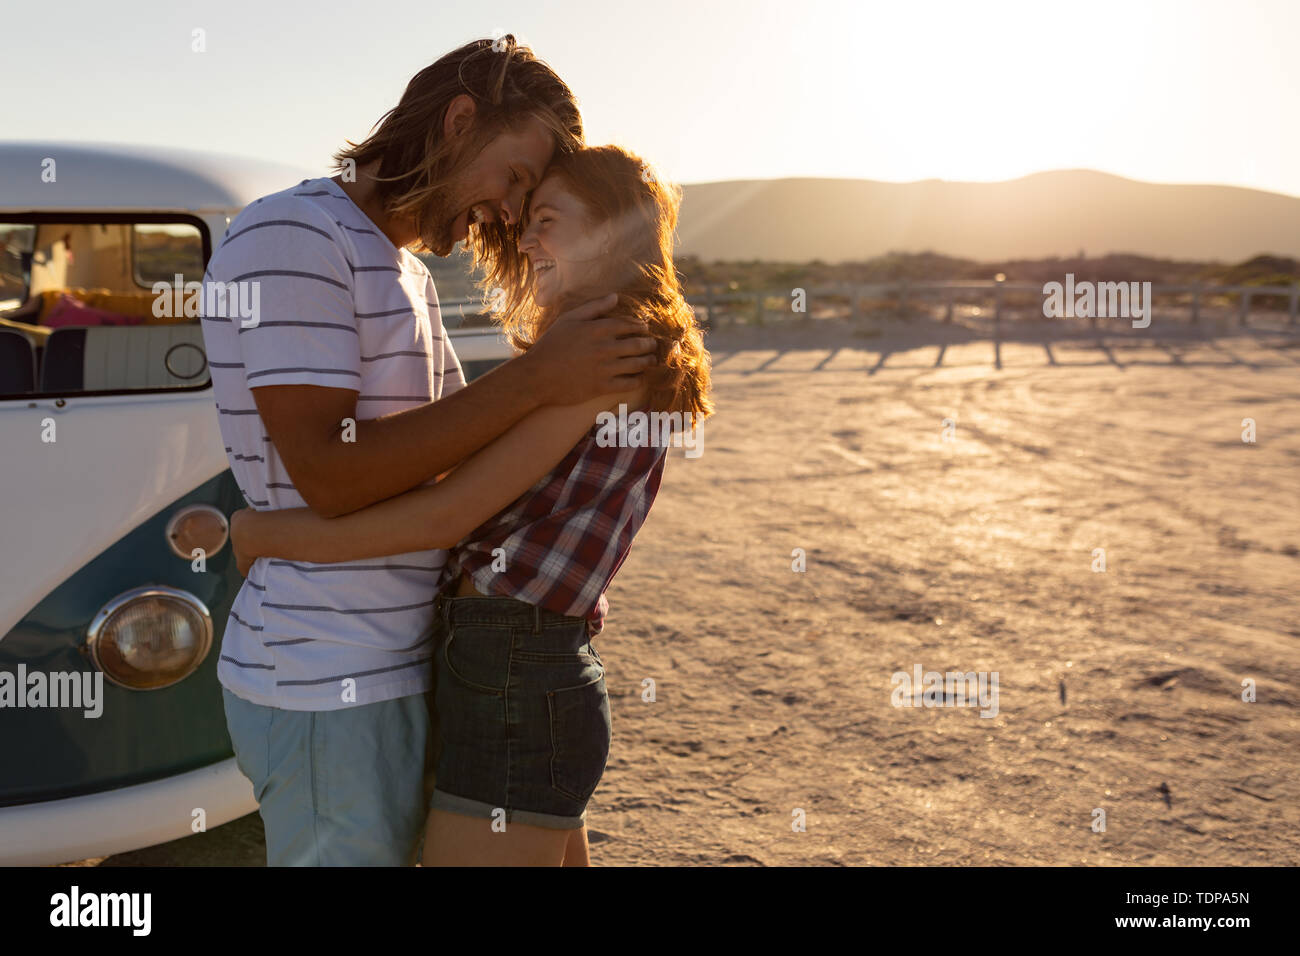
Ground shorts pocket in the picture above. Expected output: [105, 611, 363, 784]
[546, 663, 612, 803]
[442, 624, 513, 695]
[223, 689, 272, 800]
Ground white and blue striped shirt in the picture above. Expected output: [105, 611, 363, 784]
[201, 176, 464, 711]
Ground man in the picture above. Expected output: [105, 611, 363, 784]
[200, 36, 654, 865]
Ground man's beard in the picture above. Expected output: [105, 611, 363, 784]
[418, 188, 463, 256]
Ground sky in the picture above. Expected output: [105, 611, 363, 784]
[5, 0, 1299, 196]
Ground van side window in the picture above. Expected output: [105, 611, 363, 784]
[0, 225, 35, 306]
[0, 219, 209, 398]
[132, 224, 205, 288]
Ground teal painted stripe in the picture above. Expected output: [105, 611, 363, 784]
[0, 471, 244, 808]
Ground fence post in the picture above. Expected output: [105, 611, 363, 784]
[994, 277, 1004, 325]
[898, 279, 909, 318]
[705, 283, 716, 328]
[1238, 289, 1251, 327]
[1290, 286, 1299, 327]
[944, 287, 954, 323]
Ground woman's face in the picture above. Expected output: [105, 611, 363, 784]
[518, 172, 610, 309]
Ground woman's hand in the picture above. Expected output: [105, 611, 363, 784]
[229, 508, 256, 577]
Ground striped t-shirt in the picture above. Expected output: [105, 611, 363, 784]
[200, 176, 465, 711]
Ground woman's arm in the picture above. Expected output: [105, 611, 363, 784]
[231, 384, 647, 569]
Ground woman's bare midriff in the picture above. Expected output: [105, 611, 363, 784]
[454, 574, 484, 597]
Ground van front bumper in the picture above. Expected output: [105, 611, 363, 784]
[0, 758, 256, 865]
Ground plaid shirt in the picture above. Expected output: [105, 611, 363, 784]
[442, 412, 668, 633]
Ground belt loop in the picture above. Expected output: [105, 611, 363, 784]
[532, 604, 541, 636]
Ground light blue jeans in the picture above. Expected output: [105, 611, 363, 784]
[222, 688, 435, 866]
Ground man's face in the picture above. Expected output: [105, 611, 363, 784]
[420, 114, 555, 256]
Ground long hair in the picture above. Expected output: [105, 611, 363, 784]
[483, 145, 713, 422]
[333, 36, 583, 255]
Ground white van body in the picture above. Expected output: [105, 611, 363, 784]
[0, 142, 510, 864]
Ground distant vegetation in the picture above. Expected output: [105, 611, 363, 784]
[675, 253, 1300, 313]
[421, 249, 1300, 315]
[674, 251, 1300, 292]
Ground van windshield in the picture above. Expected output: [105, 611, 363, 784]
[0, 217, 210, 399]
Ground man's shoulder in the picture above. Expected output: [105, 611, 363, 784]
[224, 179, 346, 240]
[401, 248, 434, 282]
[208, 179, 355, 281]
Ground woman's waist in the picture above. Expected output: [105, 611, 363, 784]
[439, 572, 591, 630]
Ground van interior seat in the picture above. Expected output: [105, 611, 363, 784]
[37, 287, 193, 325]
[0, 314, 51, 346]
[0, 329, 37, 394]
[41, 324, 208, 393]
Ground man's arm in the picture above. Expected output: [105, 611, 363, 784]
[231, 383, 646, 570]
[256, 294, 655, 517]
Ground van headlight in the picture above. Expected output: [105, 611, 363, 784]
[86, 586, 214, 690]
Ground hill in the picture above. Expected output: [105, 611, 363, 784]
[674, 171, 1300, 263]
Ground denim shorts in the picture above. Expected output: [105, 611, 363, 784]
[430, 591, 612, 830]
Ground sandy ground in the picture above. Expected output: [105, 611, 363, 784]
[76, 308, 1299, 866]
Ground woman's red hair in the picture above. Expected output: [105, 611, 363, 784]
[478, 145, 713, 421]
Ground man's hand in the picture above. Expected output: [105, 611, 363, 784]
[523, 293, 658, 404]
[242, 296, 656, 519]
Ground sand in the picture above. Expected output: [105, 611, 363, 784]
[74, 309, 1300, 866]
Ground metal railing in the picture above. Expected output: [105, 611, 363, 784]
[442, 279, 1300, 329]
[685, 279, 1300, 328]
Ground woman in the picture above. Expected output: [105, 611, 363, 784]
[230, 145, 713, 866]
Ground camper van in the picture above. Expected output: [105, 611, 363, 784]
[0, 142, 511, 865]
